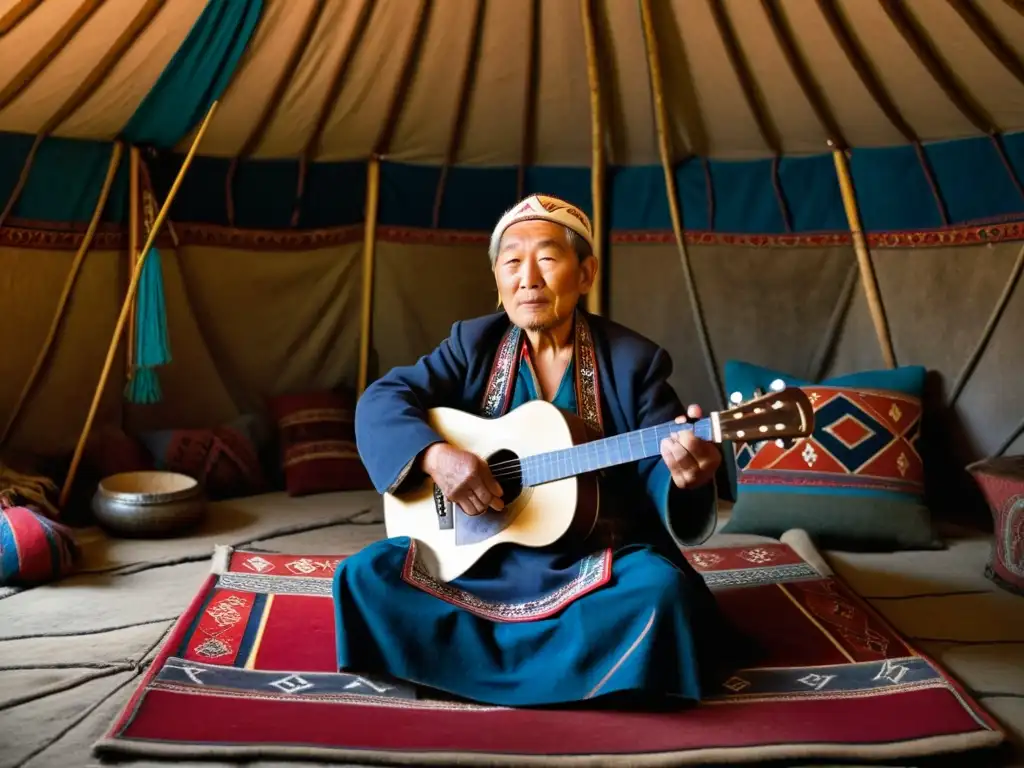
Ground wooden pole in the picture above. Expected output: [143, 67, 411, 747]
[0, 141, 124, 449]
[59, 102, 219, 509]
[579, 0, 604, 315]
[830, 142, 896, 368]
[357, 155, 381, 396]
[638, 0, 725, 408]
[126, 145, 140, 381]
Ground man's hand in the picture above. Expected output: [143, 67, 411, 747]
[660, 404, 721, 490]
[421, 443, 504, 516]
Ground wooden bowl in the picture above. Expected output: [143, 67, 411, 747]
[92, 471, 206, 537]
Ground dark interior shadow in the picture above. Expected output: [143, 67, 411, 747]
[921, 370, 992, 532]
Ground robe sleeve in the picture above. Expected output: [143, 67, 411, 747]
[633, 346, 719, 547]
[354, 321, 470, 494]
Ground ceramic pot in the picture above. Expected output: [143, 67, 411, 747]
[966, 455, 1024, 597]
[92, 471, 206, 537]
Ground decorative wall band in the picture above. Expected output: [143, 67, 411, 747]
[2, 218, 1023, 253]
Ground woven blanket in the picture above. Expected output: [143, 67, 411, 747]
[93, 533, 1006, 765]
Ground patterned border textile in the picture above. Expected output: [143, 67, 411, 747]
[479, 324, 521, 419]
[478, 312, 603, 434]
[572, 312, 603, 435]
[736, 387, 924, 495]
[5, 218, 1023, 252]
[94, 539, 1006, 766]
[399, 540, 612, 622]
[92, 536, 1003, 765]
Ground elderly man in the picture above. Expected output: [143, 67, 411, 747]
[334, 194, 735, 708]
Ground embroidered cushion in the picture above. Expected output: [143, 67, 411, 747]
[967, 456, 1024, 596]
[720, 361, 940, 550]
[0, 505, 78, 586]
[268, 389, 372, 496]
[140, 414, 268, 501]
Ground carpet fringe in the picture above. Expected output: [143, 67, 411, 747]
[780, 528, 833, 576]
[210, 545, 233, 575]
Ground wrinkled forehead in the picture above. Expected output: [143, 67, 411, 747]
[498, 219, 571, 250]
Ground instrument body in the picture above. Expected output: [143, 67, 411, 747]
[383, 388, 814, 582]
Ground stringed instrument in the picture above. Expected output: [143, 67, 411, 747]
[383, 386, 815, 582]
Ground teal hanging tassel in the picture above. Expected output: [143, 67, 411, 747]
[125, 244, 171, 404]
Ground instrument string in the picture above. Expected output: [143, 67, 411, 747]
[480, 420, 698, 475]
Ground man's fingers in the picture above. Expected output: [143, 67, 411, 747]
[661, 437, 698, 473]
[675, 431, 714, 468]
[484, 474, 504, 501]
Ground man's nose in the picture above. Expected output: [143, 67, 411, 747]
[519, 259, 542, 288]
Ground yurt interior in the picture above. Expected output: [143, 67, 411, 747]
[1, 0, 1023, 765]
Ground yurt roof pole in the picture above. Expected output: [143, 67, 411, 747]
[358, 158, 381, 397]
[579, 0, 605, 317]
[0, 142, 124, 450]
[0, 0, 162, 230]
[516, 0, 540, 200]
[638, 0, 725, 411]
[126, 146, 140, 387]
[227, 0, 328, 226]
[814, 0, 950, 225]
[757, 0, 897, 370]
[291, 0, 376, 227]
[706, 0, 792, 231]
[432, 0, 486, 229]
[831, 142, 896, 370]
[358, 0, 433, 395]
[878, 0, 1024, 204]
[60, 102, 219, 510]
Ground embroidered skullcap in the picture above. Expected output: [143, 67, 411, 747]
[490, 194, 594, 256]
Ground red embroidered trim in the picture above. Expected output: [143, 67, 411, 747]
[399, 540, 613, 622]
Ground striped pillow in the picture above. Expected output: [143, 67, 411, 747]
[269, 390, 373, 496]
[0, 505, 78, 586]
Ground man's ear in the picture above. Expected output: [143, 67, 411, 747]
[579, 254, 598, 291]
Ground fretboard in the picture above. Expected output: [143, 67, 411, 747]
[519, 418, 715, 486]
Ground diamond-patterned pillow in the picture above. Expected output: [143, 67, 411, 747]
[720, 361, 940, 551]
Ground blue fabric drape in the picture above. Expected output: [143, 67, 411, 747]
[120, 0, 264, 148]
[119, 0, 264, 402]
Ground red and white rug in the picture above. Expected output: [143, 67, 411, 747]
[93, 534, 1006, 765]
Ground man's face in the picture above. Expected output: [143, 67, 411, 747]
[493, 220, 596, 332]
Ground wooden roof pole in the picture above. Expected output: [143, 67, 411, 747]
[830, 141, 896, 369]
[0, 142, 124, 450]
[60, 102, 219, 510]
[638, 0, 725, 409]
[579, 0, 605, 316]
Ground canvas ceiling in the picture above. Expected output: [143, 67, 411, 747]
[1, 0, 1023, 164]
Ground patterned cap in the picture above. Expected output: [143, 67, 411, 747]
[490, 194, 594, 255]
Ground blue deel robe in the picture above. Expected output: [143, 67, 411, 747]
[333, 310, 737, 707]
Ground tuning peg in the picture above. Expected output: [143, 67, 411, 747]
[769, 379, 785, 392]
[729, 391, 743, 405]
[774, 438, 796, 450]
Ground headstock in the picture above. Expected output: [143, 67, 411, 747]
[716, 381, 814, 446]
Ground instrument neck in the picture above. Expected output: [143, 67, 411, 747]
[520, 417, 717, 487]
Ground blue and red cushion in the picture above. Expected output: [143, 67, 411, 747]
[0, 505, 78, 586]
[720, 361, 940, 550]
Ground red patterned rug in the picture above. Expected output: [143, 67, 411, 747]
[94, 535, 1006, 765]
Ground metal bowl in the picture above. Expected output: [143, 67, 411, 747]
[92, 470, 206, 537]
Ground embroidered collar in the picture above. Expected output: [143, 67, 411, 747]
[480, 312, 603, 436]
